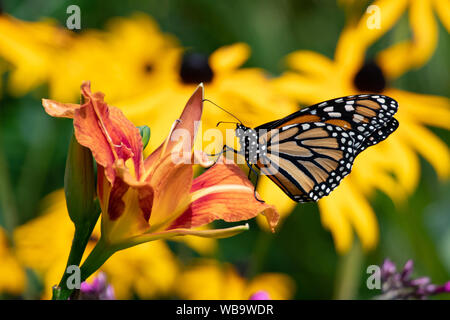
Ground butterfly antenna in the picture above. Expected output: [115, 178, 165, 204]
[203, 99, 243, 125]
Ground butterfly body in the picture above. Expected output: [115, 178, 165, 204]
[232, 94, 399, 203]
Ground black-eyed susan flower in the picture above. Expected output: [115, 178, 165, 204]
[339, 0, 449, 79]
[0, 14, 72, 96]
[271, 17, 450, 253]
[175, 259, 296, 300]
[41, 82, 279, 299]
[113, 42, 298, 154]
[47, 14, 179, 103]
[0, 14, 179, 103]
[365, 0, 450, 79]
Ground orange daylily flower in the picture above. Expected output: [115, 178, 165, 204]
[42, 82, 278, 255]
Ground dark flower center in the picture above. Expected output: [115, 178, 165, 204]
[353, 60, 386, 93]
[179, 52, 214, 84]
[143, 62, 153, 74]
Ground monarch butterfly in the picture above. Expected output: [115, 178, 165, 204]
[209, 94, 399, 203]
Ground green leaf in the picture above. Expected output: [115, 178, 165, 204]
[138, 125, 151, 150]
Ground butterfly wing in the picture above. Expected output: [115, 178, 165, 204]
[355, 117, 399, 155]
[255, 122, 356, 202]
[255, 94, 399, 152]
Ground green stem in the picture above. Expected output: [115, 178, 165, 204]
[79, 238, 116, 283]
[52, 220, 99, 300]
[55, 237, 115, 300]
[0, 150, 18, 234]
[333, 240, 364, 300]
[248, 230, 271, 277]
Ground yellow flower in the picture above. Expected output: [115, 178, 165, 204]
[345, 0, 450, 79]
[271, 16, 450, 253]
[0, 14, 178, 102]
[47, 14, 178, 102]
[0, 227, 26, 296]
[176, 259, 296, 300]
[13, 190, 180, 299]
[114, 42, 298, 153]
[0, 14, 71, 96]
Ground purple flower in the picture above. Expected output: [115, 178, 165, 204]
[249, 290, 271, 300]
[377, 259, 450, 300]
[78, 272, 115, 300]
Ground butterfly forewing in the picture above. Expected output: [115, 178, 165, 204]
[256, 94, 398, 152]
[256, 122, 356, 202]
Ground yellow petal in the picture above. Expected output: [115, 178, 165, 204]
[256, 175, 296, 231]
[399, 121, 450, 179]
[355, 0, 409, 48]
[246, 273, 296, 300]
[319, 179, 379, 253]
[209, 43, 250, 73]
[319, 193, 354, 254]
[434, 0, 450, 32]
[390, 89, 450, 130]
[377, 41, 413, 80]
[408, 0, 438, 67]
[273, 72, 333, 103]
[0, 228, 26, 295]
[176, 260, 246, 299]
[284, 50, 334, 79]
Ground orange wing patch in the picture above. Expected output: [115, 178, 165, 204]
[302, 138, 339, 148]
[357, 99, 381, 110]
[266, 155, 315, 193]
[315, 157, 339, 172]
[311, 148, 343, 161]
[277, 115, 321, 128]
[298, 160, 328, 184]
[356, 106, 377, 117]
[296, 127, 328, 140]
[269, 141, 313, 157]
[324, 119, 352, 129]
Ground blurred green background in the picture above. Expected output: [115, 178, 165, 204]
[0, 0, 449, 299]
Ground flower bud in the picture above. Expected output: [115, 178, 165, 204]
[64, 133, 98, 227]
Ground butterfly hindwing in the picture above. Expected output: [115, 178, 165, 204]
[255, 122, 356, 202]
[355, 117, 399, 155]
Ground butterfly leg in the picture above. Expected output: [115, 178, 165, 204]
[246, 162, 265, 203]
[206, 145, 242, 166]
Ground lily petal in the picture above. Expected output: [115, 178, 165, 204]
[42, 82, 144, 183]
[41, 99, 81, 118]
[126, 224, 250, 248]
[170, 159, 280, 232]
[144, 83, 204, 172]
